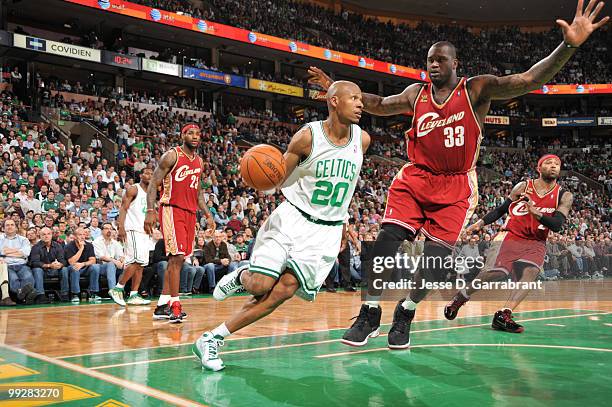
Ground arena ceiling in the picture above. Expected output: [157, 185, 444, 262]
[343, 0, 612, 23]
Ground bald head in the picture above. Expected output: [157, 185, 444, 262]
[430, 41, 457, 58]
[327, 81, 361, 100]
[325, 81, 363, 124]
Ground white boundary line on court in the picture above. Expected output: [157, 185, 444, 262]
[86, 311, 609, 370]
[0, 343, 206, 407]
[56, 306, 580, 359]
[316, 343, 612, 359]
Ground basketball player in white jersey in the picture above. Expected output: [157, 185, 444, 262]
[110, 166, 154, 306]
[192, 81, 370, 371]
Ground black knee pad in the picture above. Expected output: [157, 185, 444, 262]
[420, 241, 453, 282]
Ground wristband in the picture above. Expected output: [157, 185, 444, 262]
[146, 209, 156, 212]
[563, 41, 579, 49]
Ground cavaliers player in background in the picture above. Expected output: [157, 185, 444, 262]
[445, 155, 573, 333]
[144, 123, 215, 323]
[308, 0, 607, 348]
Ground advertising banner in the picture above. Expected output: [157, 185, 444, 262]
[183, 66, 246, 88]
[142, 58, 180, 77]
[14, 33, 100, 62]
[249, 79, 304, 97]
[556, 117, 597, 127]
[597, 117, 612, 126]
[542, 118, 558, 127]
[484, 115, 510, 125]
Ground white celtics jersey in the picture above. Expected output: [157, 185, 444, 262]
[282, 120, 363, 222]
[124, 184, 147, 232]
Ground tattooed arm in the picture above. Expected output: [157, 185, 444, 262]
[143, 149, 177, 235]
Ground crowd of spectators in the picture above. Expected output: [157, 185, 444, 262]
[203, 0, 611, 83]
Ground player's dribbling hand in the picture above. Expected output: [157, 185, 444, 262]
[307, 67, 333, 91]
[556, 0, 609, 47]
[144, 211, 156, 235]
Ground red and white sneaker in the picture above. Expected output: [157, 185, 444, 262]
[169, 301, 184, 324]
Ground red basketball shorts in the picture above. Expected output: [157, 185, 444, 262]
[159, 205, 196, 257]
[487, 231, 546, 276]
[382, 163, 478, 248]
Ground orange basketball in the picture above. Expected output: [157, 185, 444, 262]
[240, 144, 286, 190]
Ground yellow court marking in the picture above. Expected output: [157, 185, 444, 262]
[0, 363, 38, 380]
[95, 399, 131, 407]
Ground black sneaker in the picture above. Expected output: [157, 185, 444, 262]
[341, 304, 381, 347]
[444, 292, 469, 320]
[153, 304, 171, 320]
[17, 284, 34, 302]
[492, 309, 524, 333]
[387, 301, 415, 349]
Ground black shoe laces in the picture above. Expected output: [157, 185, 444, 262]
[349, 307, 369, 329]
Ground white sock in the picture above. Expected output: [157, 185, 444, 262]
[130, 291, 137, 297]
[157, 294, 171, 306]
[211, 323, 231, 339]
[171, 296, 180, 304]
[460, 288, 470, 299]
[365, 301, 380, 308]
[401, 299, 417, 311]
[115, 283, 124, 289]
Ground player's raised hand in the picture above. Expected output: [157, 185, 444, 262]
[307, 67, 333, 91]
[556, 0, 609, 47]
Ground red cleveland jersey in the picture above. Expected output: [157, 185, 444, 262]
[160, 146, 202, 212]
[406, 77, 482, 173]
[503, 179, 562, 241]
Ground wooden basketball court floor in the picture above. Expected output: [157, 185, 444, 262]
[0, 280, 610, 406]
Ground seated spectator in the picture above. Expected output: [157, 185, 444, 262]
[65, 227, 101, 302]
[29, 227, 69, 301]
[203, 230, 230, 293]
[93, 222, 124, 289]
[0, 219, 37, 304]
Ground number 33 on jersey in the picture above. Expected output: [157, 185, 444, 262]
[406, 77, 482, 174]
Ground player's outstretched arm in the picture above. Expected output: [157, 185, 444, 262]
[308, 66, 421, 116]
[117, 185, 137, 242]
[143, 149, 177, 234]
[471, 0, 608, 101]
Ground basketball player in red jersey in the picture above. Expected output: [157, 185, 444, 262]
[445, 155, 573, 333]
[144, 123, 215, 323]
[308, 0, 607, 348]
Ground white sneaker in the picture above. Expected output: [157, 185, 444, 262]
[126, 294, 151, 305]
[213, 265, 248, 301]
[193, 332, 225, 371]
[109, 287, 126, 306]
